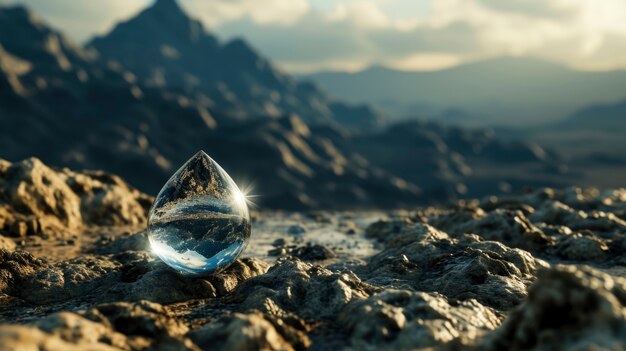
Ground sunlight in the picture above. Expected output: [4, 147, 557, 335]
[235, 182, 258, 208]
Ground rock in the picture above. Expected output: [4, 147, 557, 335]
[530, 200, 626, 234]
[33, 313, 128, 347]
[1, 249, 268, 305]
[290, 244, 336, 261]
[365, 221, 545, 310]
[68, 171, 152, 226]
[268, 247, 288, 257]
[340, 290, 503, 349]
[0, 158, 151, 237]
[272, 238, 286, 247]
[203, 258, 270, 297]
[111, 268, 216, 304]
[3, 158, 83, 231]
[482, 265, 626, 351]
[379, 222, 449, 249]
[0, 249, 47, 296]
[18, 255, 123, 304]
[7, 221, 27, 238]
[0, 300, 197, 351]
[91, 232, 149, 254]
[305, 211, 334, 224]
[188, 311, 310, 351]
[287, 225, 306, 235]
[338, 219, 359, 235]
[528, 200, 578, 224]
[365, 218, 414, 242]
[80, 300, 189, 339]
[454, 209, 553, 252]
[107, 257, 268, 304]
[428, 205, 485, 232]
[0, 324, 118, 351]
[419, 188, 626, 266]
[0, 236, 14, 251]
[268, 243, 336, 261]
[556, 233, 609, 261]
[231, 258, 374, 320]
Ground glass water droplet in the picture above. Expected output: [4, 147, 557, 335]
[148, 151, 250, 276]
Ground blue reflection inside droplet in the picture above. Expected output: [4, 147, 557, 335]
[149, 235, 246, 275]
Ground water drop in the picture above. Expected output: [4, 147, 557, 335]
[147, 151, 250, 276]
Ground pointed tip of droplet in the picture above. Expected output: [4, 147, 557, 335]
[193, 150, 210, 160]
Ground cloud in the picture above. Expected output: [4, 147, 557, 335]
[5, 0, 150, 43]
[216, 3, 487, 72]
[215, 0, 626, 72]
[6, 0, 626, 72]
[476, 0, 577, 19]
[325, 2, 391, 29]
[387, 53, 463, 71]
[183, 0, 310, 27]
[4, 0, 310, 42]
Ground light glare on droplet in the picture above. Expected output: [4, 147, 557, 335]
[233, 188, 247, 210]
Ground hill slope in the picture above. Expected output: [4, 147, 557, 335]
[304, 58, 626, 126]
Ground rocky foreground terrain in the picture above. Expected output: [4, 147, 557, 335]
[0, 158, 625, 350]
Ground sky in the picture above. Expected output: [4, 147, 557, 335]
[5, 0, 626, 73]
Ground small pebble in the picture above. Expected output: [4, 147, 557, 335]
[272, 238, 286, 247]
[287, 224, 306, 235]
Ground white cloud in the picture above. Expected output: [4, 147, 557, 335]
[217, 0, 626, 72]
[424, 0, 626, 67]
[216, 2, 485, 72]
[183, 0, 310, 27]
[326, 2, 391, 29]
[6, 0, 626, 72]
[388, 53, 463, 71]
[6, 0, 150, 43]
[476, 0, 576, 19]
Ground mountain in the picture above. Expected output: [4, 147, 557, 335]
[316, 120, 567, 199]
[303, 57, 626, 126]
[531, 97, 626, 167]
[88, 0, 381, 131]
[557, 99, 626, 132]
[0, 4, 413, 209]
[0, 2, 574, 208]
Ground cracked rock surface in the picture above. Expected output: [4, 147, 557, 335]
[0, 159, 625, 350]
[0, 158, 151, 238]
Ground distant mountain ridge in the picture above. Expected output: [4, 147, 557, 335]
[303, 57, 626, 126]
[557, 99, 626, 131]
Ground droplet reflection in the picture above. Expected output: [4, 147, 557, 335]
[148, 151, 251, 276]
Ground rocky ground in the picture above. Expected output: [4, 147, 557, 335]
[0, 157, 625, 350]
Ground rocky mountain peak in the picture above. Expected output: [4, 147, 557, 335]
[89, 0, 336, 124]
[94, 0, 212, 46]
[143, 0, 196, 31]
[0, 5, 32, 22]
[0, 5, 93, 73]
[151, 0, 184, 12]
[0, 5, 47, 47]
